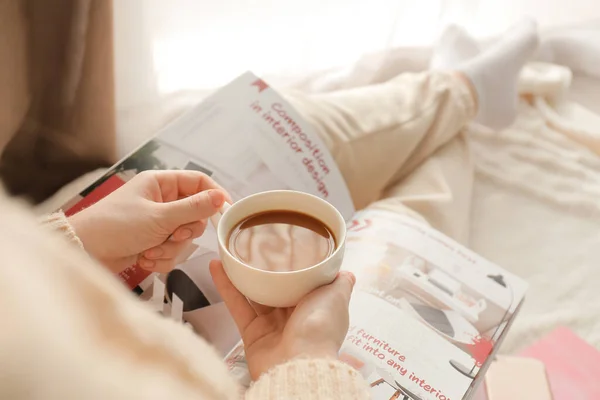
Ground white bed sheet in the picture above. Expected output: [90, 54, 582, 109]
[472, 35, 600, 351]
[470, 74, 600, 353]
[471, 167, 600, 352]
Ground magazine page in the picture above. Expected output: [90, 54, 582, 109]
[225, 209, 528, 400]
[61, 72, 354, 356]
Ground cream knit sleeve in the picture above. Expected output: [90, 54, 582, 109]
[40, 211, 84, 249]
[246, 358, 371, 399]
[1, 195, 240, 399]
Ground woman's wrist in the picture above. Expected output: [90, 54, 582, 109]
[67, 210, 116, 271]
[42, 212, 85, 249]
[67, 212, 95, 254]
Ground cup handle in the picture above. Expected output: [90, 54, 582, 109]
[209, 201, 232, 231]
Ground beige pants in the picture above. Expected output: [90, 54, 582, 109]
[288, 72, 477, 244]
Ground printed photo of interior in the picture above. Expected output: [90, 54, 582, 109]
[359, 244, 517, 379]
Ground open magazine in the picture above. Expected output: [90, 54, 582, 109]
[60, 72, 528, 400]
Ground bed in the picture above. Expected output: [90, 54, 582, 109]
[37, 25, 600, 354]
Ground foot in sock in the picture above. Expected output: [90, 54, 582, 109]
[432, 19, 539, 129]
[430, 25, 479, 70]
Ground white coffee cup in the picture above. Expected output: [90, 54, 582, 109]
[210, 190, 346, 307]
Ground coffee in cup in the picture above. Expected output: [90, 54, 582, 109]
[227, 210, 336, 272]
[210, 190, 346, 307]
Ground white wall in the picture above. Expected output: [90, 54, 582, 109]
[114, 0, 600, 108]
[112, 0, 600, 155]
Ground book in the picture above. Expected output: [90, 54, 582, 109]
[61, 72, 528, 400]
[483, 356, 553, 400]
[519, 327, 600, 399]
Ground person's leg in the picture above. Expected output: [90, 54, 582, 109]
[287, 71, 476, 210]
[287, 20, 537, 211]
[370, 134, 474, 243]
[286, 20, 538, 242]
[433, 19, 539, 129]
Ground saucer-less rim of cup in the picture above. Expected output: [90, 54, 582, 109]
[213, 190, 347, 275]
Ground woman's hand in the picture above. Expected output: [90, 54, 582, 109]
[69, 170, 230, 273]
[210, 260, 355, 380]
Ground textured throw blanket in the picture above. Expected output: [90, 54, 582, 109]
[469, 63, 600, 352]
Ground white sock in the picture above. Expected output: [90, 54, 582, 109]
[458, 19, 539, 129]
[430, 25, 480, 70]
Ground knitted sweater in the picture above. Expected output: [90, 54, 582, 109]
[0, 189, 369, 399]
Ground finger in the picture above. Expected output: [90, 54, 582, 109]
[143, 239, 194, 260]
[138, 256, 178, 274]
[310, 271, 356, 306]
[249, 300, 274, 316]
[209, 260, 257, 333]
[331, 271, 356, 304]
[154, 170, 231, 202]
[169, 220, 207, 242]
[159, 189, 227, 228]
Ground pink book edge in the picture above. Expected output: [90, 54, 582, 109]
[519, 326, 600, 399]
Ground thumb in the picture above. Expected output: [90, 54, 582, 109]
[159, 189, 227, 228]
[329, 271, 356, 304]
